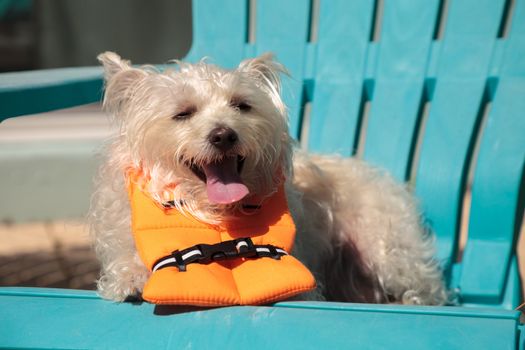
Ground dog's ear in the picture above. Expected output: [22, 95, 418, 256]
[238, 53, 288, 93]
[238, 53, 289, 114]
[97, 52, 147, 117]
[97, 51, 132, 80]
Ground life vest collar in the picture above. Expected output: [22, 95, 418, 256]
[127, 168, 316, 306]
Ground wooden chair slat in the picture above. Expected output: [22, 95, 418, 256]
[363, 0, 440, 180]
[414, 0, 507, 273]
[255, 0, 312, 138]
[308, 0, 375, 155]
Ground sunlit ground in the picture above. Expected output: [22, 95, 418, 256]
[0, 220, 98, 290]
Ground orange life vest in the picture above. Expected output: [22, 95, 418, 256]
[127, 170, 316, 306]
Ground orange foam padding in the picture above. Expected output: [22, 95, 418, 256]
[128, 170, 316, 306]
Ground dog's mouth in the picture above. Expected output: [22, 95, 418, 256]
[189, 156, 249, 204]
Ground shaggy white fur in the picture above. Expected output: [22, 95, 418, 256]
[89, 52, 448, 305]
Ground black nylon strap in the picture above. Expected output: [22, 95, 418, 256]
[152, 237, 287, 272]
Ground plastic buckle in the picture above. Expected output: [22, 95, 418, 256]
[195, 238, 258, 264]
[195, 240, 239, 264]
[235, 238, 258, 259]
[265, 245, 282, 260]
[170, 250, 187, 272]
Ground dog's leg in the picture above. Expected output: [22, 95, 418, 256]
[96, 250, 150, 302]
[89, 159, 150, 302]
[336, 166, 448, 305]
[290, 155, 385, 303]
[295, 154, 448, 305]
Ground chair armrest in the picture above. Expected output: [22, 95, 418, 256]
[0, 67, 103, 121]
[0, 287, 520, 349]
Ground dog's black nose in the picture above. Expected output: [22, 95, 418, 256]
[208, 126, 238, 151]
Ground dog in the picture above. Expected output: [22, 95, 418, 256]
[90, 51, 448, 305]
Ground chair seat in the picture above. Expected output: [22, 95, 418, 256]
[0, 287, 520, 349]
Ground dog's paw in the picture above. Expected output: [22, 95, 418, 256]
[96, 265, 150, 302]
[97, 277, 142, 302]
[124, 294, 144, 303]
[401, 287, 449, 305]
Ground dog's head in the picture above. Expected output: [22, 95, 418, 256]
[98, 52, 292, 219]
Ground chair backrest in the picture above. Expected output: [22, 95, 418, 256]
[185, 0, 524, 308]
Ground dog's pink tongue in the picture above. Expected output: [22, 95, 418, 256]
[202, 157, 249, 204]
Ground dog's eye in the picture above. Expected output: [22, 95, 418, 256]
[172, 106, 196, 120]
[230, 99, 252, 112]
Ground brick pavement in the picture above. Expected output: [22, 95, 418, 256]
[0, 221, 98, 289]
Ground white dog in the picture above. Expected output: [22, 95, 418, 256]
[90, 52, 448, 305]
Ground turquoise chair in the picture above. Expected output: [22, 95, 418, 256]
[1, 0, 524, 348]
